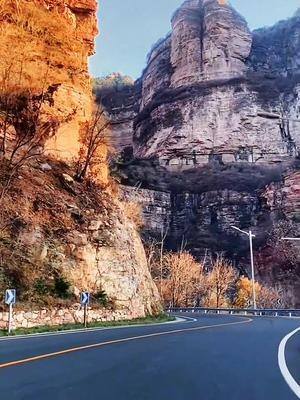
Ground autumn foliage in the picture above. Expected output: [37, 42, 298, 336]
[151, 251, 285, 308]
[235, 277, 282, 309]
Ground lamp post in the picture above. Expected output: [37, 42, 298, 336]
[231, 226, 257, 309]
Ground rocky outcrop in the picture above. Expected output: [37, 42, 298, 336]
[133, 0, 300, 166]
[170, 0, 252, 88]
[95, 0, 300, 304]
[0, 1, 161, 319]
[0, 0, 100, 166]
[101, 1, 300, 169]
[0, 160, 161, 316]
[64, 203, 160, 314]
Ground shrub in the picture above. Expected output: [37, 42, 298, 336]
[93, 290, 109, 307]
[53, 277, 71, 299]
[34, 279, 51, 296]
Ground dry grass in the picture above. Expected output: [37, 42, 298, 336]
[0, 0, 88, 93]
[0, 155, 119, 304]
[123, 201, 144, 229]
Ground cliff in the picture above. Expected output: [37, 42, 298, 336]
[0, 0, 161, 317]
[133, 0, 299, 166]
[101, 1, 300, 167]
[0, 0, 100, 167]
[0, 160, 160, 315]
[100, 0, 300, 305]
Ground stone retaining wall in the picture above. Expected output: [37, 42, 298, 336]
[0, 305, 140, 330]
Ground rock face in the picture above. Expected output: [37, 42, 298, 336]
[64, 204, 161, 314]
[0, 161, 161, 316]
[122, 186, 261, 267]
[99, 0, 300, 305]
[0, 1, 161, 318]
[0, 0, 100, 167]
[133, 0, 300, 166]
[170, 0, 251, 87]
[102, 1, 300, 170]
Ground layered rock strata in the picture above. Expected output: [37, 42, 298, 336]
[133, 0, 300, 167]
[102, 1, 300, 170]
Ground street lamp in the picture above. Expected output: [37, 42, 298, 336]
[231, 226, 257, 309]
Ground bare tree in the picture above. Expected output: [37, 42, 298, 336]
[0, 66, 60, 202]
[144, 237, 159, 275]
[75, 106, 110, 181]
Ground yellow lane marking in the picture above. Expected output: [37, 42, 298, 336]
[0, 317, 252, 369]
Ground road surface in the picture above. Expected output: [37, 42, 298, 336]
[0, 313, 299, 399]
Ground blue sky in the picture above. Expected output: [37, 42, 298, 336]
[89, 0, 300, 79]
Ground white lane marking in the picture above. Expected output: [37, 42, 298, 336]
[174, 315, 197, 322]
[278, 327, 300, 399]
[0, 317, 193, 342]
[0, 317, 252, 369]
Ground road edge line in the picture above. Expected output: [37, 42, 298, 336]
[278, 327, 300, 399]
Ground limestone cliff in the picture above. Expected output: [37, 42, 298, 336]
[134, 0, 299, 166]
[0, 0, 99, 166]
[0, 161, 160, 315]
[0, 0, 161, 317]
[100, 0, 300, 305]
[101, 1, 300, 168]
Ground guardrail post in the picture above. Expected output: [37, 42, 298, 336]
[289, 312, 292, 318]
[244, 311, 247, 315]
[204, 310, 207, 314]
[275, 312, 278, 317]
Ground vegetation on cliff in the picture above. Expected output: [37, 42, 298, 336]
[0, 0, 88, 91]
[0, 0, 161, 317]
[93, 73, 135, 114]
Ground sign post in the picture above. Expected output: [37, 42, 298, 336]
[80, 292, 90, 328]
[5, 289, 16, 334]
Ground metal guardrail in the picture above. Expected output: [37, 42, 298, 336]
[168, 307, 300, 318]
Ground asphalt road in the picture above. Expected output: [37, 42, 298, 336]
[0, 313, 299, 400]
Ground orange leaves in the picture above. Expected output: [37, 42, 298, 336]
[158, 252, 205, 307]
[207, 256, 237, 308]
[234, 277, 283, 309]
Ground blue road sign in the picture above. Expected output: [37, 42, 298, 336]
[80, 292, 90, 306]
[5, 289, 16, 305]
